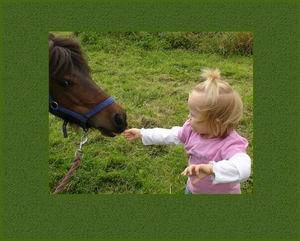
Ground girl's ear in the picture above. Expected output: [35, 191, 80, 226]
[214, 118, 222, 136]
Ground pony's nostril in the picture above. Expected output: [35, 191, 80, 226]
[114, 113, 127, 132]
[114, 113, 124, 126]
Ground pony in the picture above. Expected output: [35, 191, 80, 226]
[49, 33, 127, 137]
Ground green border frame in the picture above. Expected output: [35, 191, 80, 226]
[1, 0, 298, 240]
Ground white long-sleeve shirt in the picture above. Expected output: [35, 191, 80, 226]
[141, 121, 251, 194]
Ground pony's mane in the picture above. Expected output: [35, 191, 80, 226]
[49, 34, 90, 83]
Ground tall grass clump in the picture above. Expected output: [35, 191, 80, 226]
[49, 31, 253, 194]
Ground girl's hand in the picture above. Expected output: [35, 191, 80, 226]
[124, 128, 142, 141]
[181, 163, 214, 185]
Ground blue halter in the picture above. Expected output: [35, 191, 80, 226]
[49, 94, 115, 138]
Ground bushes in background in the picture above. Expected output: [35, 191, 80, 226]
[79, 31, 253, 56]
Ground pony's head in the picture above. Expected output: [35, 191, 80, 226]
[49, 33, 127, 137]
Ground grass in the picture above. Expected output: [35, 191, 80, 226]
[49, 32, 253, 194]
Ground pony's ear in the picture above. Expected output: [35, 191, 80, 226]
[49, 33, 55, 47]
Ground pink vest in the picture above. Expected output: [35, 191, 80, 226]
[178, 120, 248, 194]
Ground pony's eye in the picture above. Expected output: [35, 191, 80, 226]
[58, 80, 71, 88]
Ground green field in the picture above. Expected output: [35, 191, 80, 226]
[49, 32, 253, 194]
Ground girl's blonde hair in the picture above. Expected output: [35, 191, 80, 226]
[193, 68, 243, 138]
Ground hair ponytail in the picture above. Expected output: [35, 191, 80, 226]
[201, 68, 221, 82]
[198, 68, 221, 105]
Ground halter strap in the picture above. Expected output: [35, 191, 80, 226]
[49, 94, 115, 137]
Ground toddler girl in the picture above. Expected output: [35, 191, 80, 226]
[124, 68, 251, 194]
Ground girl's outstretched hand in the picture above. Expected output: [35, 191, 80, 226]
[181, 164, 214, 185]
[124, 128, 142, 141]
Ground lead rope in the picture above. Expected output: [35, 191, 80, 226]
[52, 131, 88, 194]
